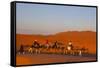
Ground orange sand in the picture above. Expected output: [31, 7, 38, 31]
[16, 54, 96, 65]
[16, 31, 97, 65]
[16, 31, 96, 54]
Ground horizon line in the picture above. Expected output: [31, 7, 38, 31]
[16, 30, 96, 36]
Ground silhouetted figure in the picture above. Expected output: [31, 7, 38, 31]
[32, 40, 40, 48]
[19, 45, 24, 54]
[53, 41, 58, 48]
[79, 50, 82, 56]
[45, 40, 50, 49]
[31, 40, 41, 54]
[67, 41, 73, 50]
[46, 40, 49, 44]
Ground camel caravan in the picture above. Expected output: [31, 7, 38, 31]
[17, 40, 88, 56]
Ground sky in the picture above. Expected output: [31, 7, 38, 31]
[16, 3, 96, 35]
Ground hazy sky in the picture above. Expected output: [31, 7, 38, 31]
[16, 3, 96, 35]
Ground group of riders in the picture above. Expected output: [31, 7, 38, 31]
[17, 40, 88, 56]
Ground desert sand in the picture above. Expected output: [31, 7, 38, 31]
[16, 31, 97, 65]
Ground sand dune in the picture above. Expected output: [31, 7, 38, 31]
[16, 31, 97, 65]
[16, 31, 96, 54]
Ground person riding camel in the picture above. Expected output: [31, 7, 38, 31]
[34, 40, 38, 45]
[19, 45, 24, 54]
[33, 40, 40, 48]
[53, 41, 58, 48]
[67, 41, 73, 50]
[45, 40, 49, 49]
[31, 40, 40, 54]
